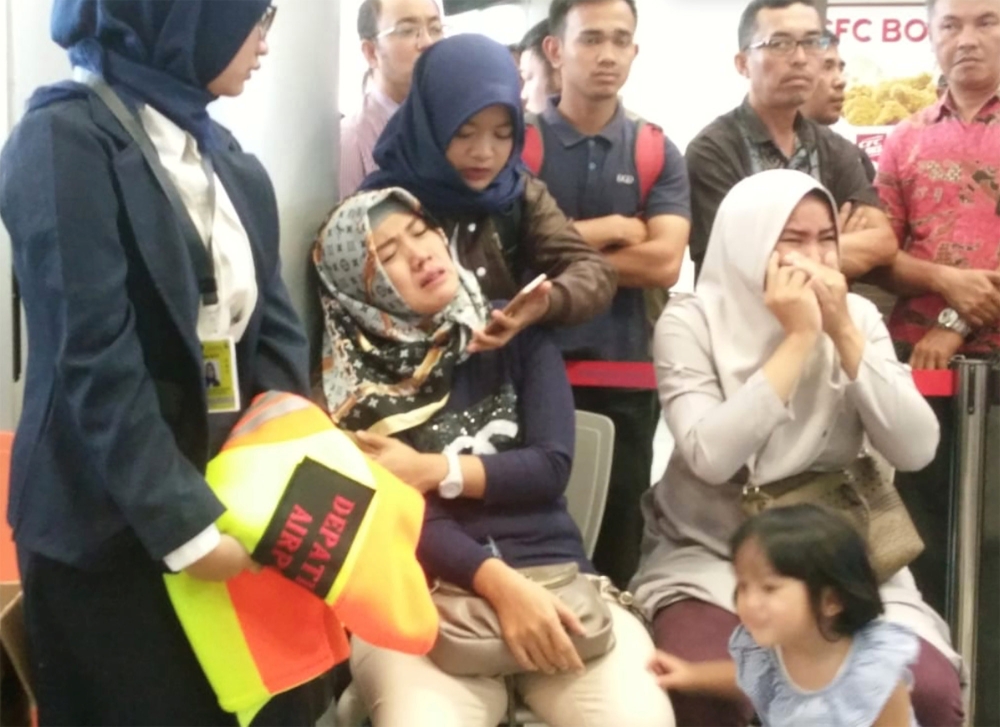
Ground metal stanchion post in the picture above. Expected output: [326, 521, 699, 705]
[950, 358, 991, 725]
[975, 362, 999, 726]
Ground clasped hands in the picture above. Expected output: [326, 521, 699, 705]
[764, 250, 854, 343]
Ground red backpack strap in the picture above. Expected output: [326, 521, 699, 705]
[522, 113, 544, 176]
[634, 120, 666, 210]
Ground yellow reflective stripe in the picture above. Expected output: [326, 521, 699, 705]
[163, 574, 266, 713]
[227, 394, 312, 442]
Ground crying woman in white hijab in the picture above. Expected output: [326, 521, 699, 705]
[629, 169, 961, 727]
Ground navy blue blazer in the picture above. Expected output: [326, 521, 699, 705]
[0, 91, 310, 568]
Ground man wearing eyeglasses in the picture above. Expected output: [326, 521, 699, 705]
[800, 30, 877, 183]
[686, 0, 897, 280]
[339, 0, 443, 198]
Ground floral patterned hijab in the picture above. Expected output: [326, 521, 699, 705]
[314, 187, 490, 436]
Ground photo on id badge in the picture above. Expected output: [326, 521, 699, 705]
[204, 359, 222, 388]
[201, 338, 241, 413]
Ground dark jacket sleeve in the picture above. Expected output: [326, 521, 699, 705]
[0, 107, 224, 560]
[822, 131, 883, 209]
[478, 327, 575, 508]
[521, 176, 618, 326]
[686, 133, 744, 277]
[417, 501, 493, 590]
[858, 147, 877, 184]
[415, 327, 576, 588]
[243, 165, 310, 398]
[252, 264, 310, 398]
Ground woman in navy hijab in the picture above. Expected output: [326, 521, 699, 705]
[357, 34, 615, 353]
[0, 2, 328, 723]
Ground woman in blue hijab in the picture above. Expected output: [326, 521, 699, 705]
[0, 2, 329, 723]
[358, 34, 616, 351]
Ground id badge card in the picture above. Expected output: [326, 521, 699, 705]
[201, 337, 241, 413]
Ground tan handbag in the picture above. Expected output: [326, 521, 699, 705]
[741, 455, 925, 583]
[426, 562, 618, 677]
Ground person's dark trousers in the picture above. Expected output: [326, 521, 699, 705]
[18, 540, 334, 726]
[894, 394, 955, 616]
[572, 386, 659, 590]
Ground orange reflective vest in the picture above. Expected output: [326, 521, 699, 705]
[164, 392, 438, 724]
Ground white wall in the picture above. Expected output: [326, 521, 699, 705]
[625, 0, 751, 293]
[212, 1, 340, 334]
[446, 2, 530, 44]
[0, 0, 11, 432]
[1, 0, 69, 430]
[339, 0, 368, 118]
[623, 0, 748, 152]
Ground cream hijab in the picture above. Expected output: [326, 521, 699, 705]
[694, 169, 848, 484]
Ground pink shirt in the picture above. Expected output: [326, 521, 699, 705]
[338, 86, 400, 199]
[877, 92, 1000, 356]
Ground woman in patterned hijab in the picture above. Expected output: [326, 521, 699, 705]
[315, 187, 490, 436]
[313, 186, 673, 727]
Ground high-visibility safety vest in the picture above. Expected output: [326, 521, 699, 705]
[164, 392, 439, 725]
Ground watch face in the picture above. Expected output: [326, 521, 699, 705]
[939, 309, 958, 327]
[438, 478, 462, 499]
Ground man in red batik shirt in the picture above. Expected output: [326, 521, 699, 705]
[876, 0, 1000, 369]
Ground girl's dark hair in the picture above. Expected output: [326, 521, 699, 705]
[731, 505, 884, 639]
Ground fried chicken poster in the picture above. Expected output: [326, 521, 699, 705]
[826, 1, 939, 164]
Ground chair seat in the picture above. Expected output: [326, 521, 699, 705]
[334, 411, 614, 727]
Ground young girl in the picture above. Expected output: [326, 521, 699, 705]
[358, 33, 616, 353]
[650, 505, 919, 727]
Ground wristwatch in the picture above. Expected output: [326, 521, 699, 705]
[437, 451, 464, 499]
[936, 308, 972, 338]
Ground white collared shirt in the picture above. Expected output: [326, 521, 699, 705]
[137, 104, 259, 342]
[136, 105, 258, 572]
[71, 69, 256, 572]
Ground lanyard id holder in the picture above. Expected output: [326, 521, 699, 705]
[84, 76, 240, 414]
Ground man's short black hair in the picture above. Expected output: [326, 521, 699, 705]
[520, 19, 550, 55]
[357, 0, 383, 41]
[549, 0, 638, 37]
[821, 28, 839, 47]
[738, 0, 819, 50]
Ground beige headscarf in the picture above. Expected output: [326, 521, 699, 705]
[694, 169, 847, 484]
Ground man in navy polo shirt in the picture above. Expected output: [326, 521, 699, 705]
[536, 0, 691, 589]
